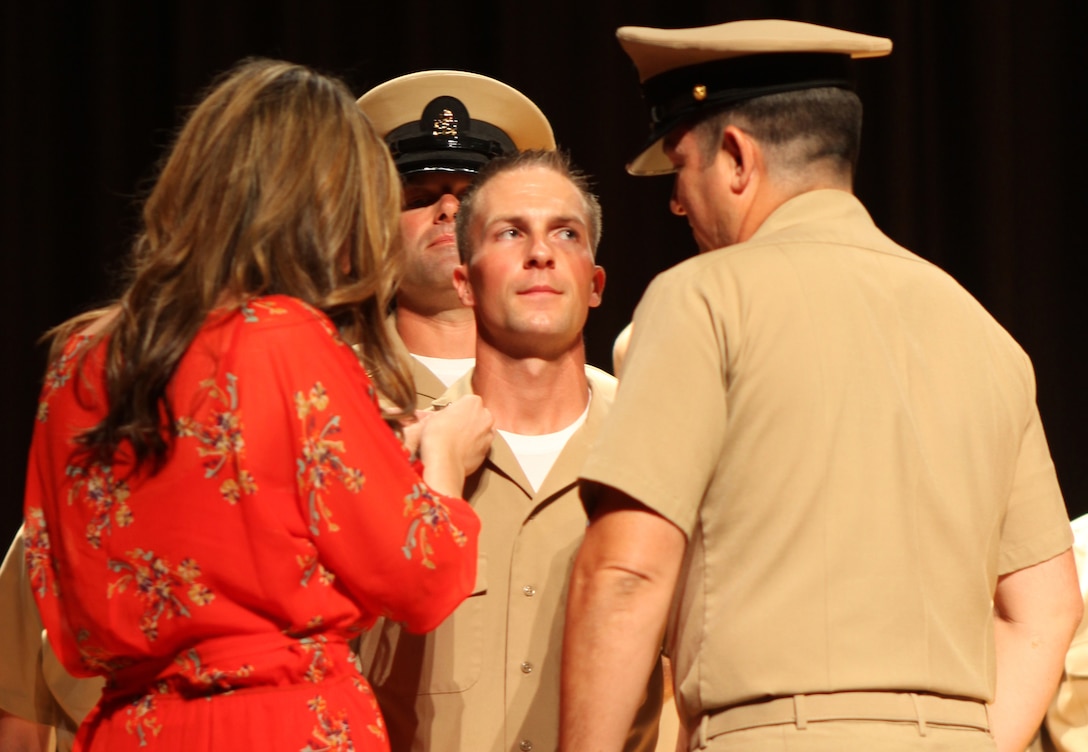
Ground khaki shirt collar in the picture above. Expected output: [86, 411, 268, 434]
[432, 366, 617, 503]
[745, 189, 907, 260]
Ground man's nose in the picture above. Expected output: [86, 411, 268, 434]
[436, 193, 461, 222]
[526, 236, 556, 267]
[669, 180, 686, 216]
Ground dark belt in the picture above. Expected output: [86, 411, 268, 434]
[691, 691, 990, 749]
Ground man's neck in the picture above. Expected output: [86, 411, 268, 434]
[471, 342, 590, 435]
[737, 170, 854, 243]
[395, 305, 476, 358]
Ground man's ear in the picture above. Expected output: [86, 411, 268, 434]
[720, 124, 760, 194]
[452, 263, 474, 307]
[588, 265, 606, 308]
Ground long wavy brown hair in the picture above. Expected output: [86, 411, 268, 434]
[49, 58, 415, 471]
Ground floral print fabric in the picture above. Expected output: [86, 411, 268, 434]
[23, 295, 479, 751]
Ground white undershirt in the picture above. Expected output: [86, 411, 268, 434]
[497, 394, 591, 492]
[411, 354, 475, 387]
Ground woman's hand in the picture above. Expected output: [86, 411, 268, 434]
[418, 396, 494, 497]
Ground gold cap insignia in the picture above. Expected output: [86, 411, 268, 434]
[432, 108, 459, 137]
[692, 84, 708, 102]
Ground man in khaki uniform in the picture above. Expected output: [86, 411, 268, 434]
[357, 70, 556, 407]
[0, 69, 555, 751]
[0, 532, 102, 752]
[561, 19, 1081, 752]
[361, 150, 662, 751]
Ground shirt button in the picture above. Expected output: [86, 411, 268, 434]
[522, 585, 536, 597]
[519, 740, 533, 751]
[520, 661, 533, 674]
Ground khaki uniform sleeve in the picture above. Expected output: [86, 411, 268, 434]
[582, 270, 728, 536]
[998, 363, 1072, 575]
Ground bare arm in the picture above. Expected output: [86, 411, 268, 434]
[560, 487, 687, 752]
[990, 548, 1082, 752]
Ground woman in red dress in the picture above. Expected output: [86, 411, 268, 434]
[22, 58, 492, 751]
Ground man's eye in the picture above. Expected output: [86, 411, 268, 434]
[497, 228, 520, 240]
[403, 194, 439, 210]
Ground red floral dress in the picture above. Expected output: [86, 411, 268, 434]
[23, 295, 479, 751]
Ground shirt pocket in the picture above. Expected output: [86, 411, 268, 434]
[418, 552, 486, 694]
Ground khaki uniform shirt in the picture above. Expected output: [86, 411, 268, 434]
[408, 356, 448, 410]
[581, 190, 1072, 727]
[0, 528, 103, 752]
[361, 366, 662, 752]
[385, 313, 468, 410]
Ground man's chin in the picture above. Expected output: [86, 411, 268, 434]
[506, 320, 584, 347]
[396, 280, 464, 312]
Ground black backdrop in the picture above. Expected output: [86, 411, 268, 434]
[3, 1, 1086, 548]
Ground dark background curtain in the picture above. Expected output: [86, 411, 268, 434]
[3, 1, 1085, 548]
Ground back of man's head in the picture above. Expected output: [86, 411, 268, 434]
[692, 86, 863, 183]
